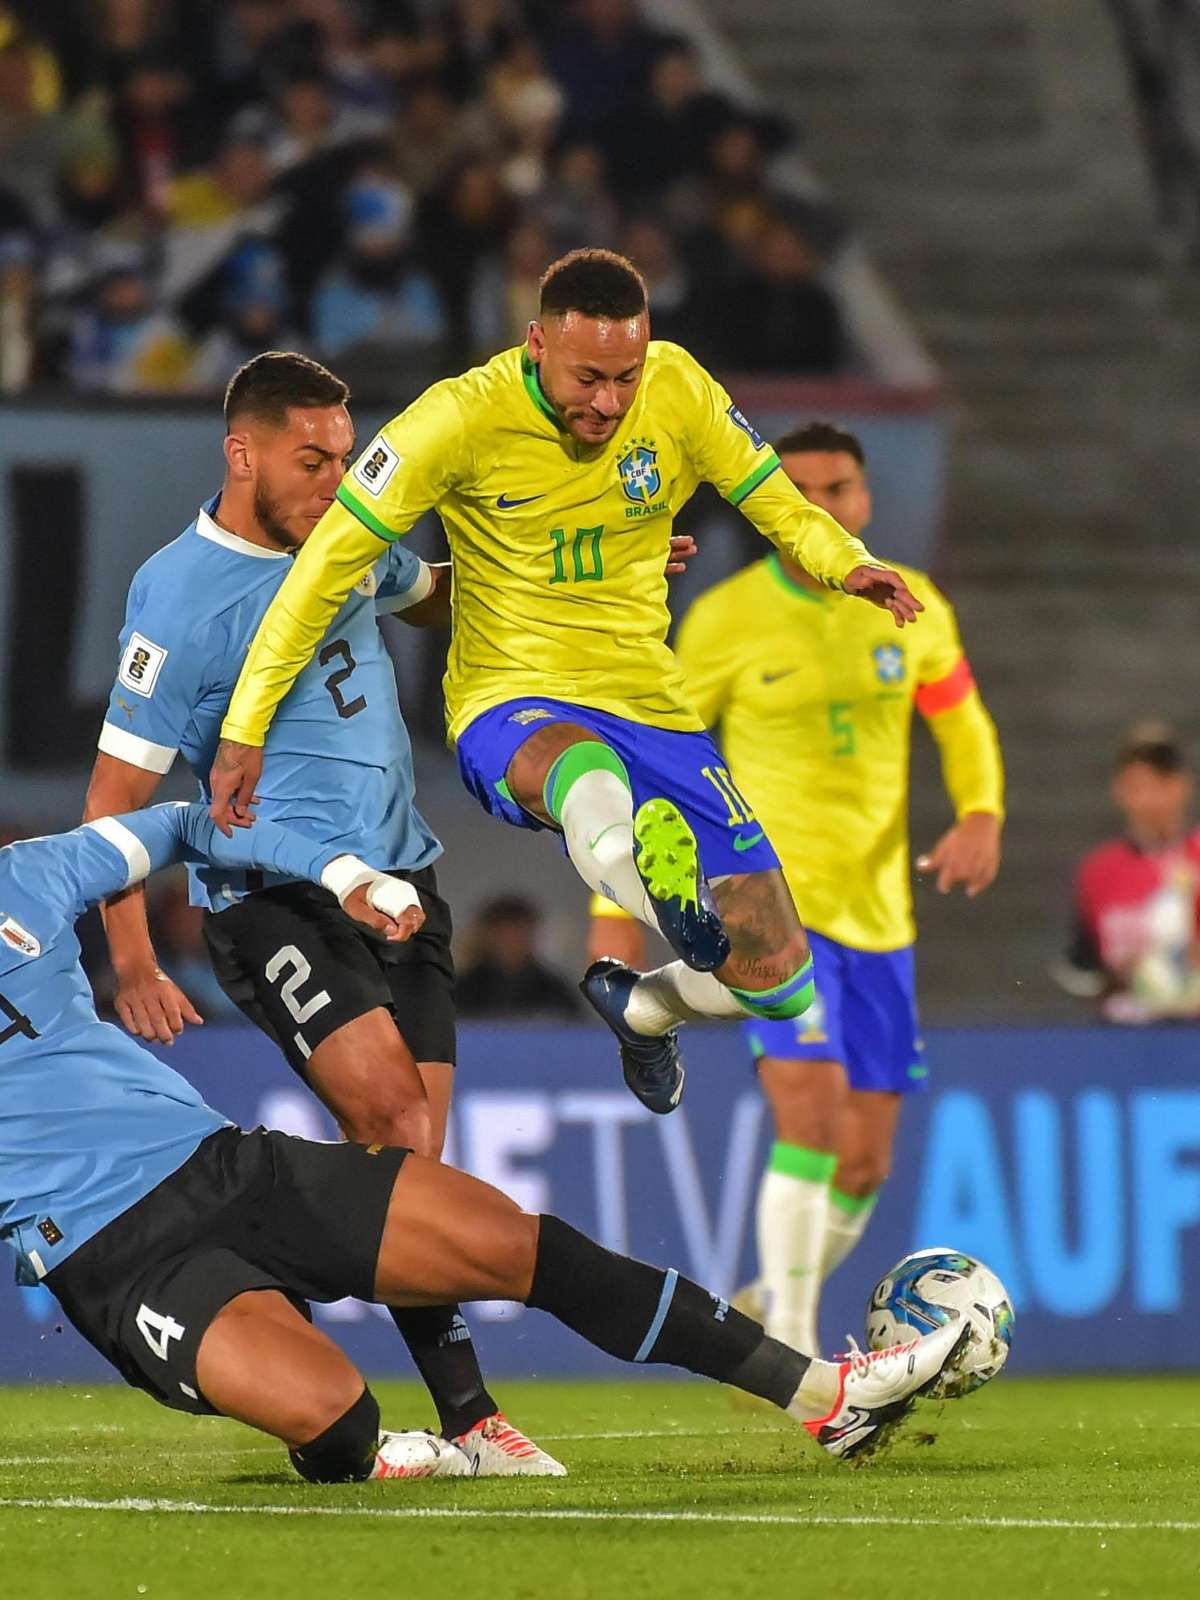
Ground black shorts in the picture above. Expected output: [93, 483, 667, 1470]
[203, 865, 455, 1075]
[46, 1126, 409, 1416]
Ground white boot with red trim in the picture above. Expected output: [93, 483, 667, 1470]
[452, 1412, 567, 1477]
[370, 1429, 475, 1479]
[794, 1319, 971, 1462]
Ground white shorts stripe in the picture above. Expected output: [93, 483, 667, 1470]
[98, 721, 177, 775]
[85, 816, 153, 887]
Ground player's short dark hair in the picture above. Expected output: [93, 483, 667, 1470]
[223, 351, 350, 431]
[539, 249, 648, 321]
[774, 420, 866, 466]
[1115, 722, 1188, 776]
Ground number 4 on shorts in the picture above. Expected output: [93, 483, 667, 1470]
[136, 1302, 186, 1361]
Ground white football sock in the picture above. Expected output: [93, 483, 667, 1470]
[559, 771, 656, 927]
[821, 1188, 879, 1279]
[756, 1143, 839, 1357]
[621, 960, 748, 1033]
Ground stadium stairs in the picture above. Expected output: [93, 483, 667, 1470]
[707, 0, 1200, 1021]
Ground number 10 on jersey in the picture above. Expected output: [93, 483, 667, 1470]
[548, 526, 604, 584]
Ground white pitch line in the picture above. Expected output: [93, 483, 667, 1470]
[536, 1426, 781, 1442]
[0, 1428, 781, 1468]
[0, 1496, 1197, 1535]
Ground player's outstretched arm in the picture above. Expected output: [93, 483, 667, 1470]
[83, 751, 204, 1046]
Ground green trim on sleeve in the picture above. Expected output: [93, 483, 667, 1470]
[335, 482, 400, 542]
[728, 452, 781, 507]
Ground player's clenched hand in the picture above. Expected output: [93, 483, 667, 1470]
[343, 884, 425, 942]
[666, 534, 698, 576]
[114, 963, 204, 1046]
[842, 565, 924, 627]
[209, 739, 263, 835]
[917, 812, 1002, 897]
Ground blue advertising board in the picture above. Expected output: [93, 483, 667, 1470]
[2, 1023, 1197, 1385]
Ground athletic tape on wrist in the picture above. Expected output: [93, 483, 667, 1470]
[320, 854, 380, 905]
[320, 856, 422, 917]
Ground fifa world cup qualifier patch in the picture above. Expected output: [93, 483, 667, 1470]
[118, 632, 168, 698]
[352, 435, 401, 497]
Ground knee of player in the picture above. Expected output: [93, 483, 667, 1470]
[497, 1210, 541, 1301]
[340, 1096, 435, 1157]
[835, 1154, 889, 1198]
[290, 1385, 380, 1483]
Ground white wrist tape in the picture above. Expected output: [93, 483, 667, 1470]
[364, 875, 422, 919]
[320, 855, 421, 917]
[380, 559, 436, 613]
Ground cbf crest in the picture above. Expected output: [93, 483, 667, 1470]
[872, 643, 906, 685]
[618, 440, 661, 505]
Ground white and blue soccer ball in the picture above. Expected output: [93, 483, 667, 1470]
[865, 1248, 1014, 1397]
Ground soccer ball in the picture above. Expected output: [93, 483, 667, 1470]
[865, 1248, 1014, 1398]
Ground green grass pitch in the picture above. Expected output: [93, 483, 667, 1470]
[1, 1377, 1197, 1599]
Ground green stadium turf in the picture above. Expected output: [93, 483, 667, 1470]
[1, 1377, 1197, 1598]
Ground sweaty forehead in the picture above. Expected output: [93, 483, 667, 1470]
[549, 311, 649, 369]
[261, 404, 354, 454]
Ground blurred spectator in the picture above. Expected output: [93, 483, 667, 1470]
[360, 16, 452, 111]
[456, 894, 581, 1019]
[0, 29, 100, 213]
[544, 0, 669, 147]
[147, 870, 243, 1022]
[389, 77, 479, 197]
[484, 33, 564, 200]
[1055, 724, 1200, 1024]
[469, 214, 551, 356]
[312, 173, 445, 360]
[160, 133, 281, 307]
[190, 238, 303, 392]
[620, 215, 700, 347]
[108, 46, 207, 216]
[67, 254, 194, 393]
[439, 0, 521, 100]
[537, 139, 618, 254]
[232, 64, 385, 181]
[419, 156, 512, 359]
[708, 216, 844, 374]
[607, 37, 740, 197]
[207, 0, 300, 123]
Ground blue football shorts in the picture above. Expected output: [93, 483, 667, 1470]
[455, 697, 780, 880]
[745, 929, 927, 1094]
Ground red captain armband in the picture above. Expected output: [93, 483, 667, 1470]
[915, 656, 975, 717]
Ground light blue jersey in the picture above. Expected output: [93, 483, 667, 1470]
[0, 804, 346, 1284]
[98, 498, 440, 912]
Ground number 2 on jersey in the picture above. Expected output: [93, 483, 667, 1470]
[548, 526, 604, 584]
[0, 989, 38, 1047]
[319, 638, 366, 719]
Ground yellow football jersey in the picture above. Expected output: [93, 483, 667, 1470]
[674, 555, 1004, 950]
[220, 342, 880, 749]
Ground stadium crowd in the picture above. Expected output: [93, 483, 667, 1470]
[0, 0, 848, 397]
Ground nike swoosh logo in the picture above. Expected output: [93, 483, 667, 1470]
[733, 830, 765, 852]
[496, 493, 545, 510]
[761, 669, 796, 684]
[587, 823, 625, 852]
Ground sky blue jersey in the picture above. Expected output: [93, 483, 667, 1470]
[98, 498, 440, 912]
[0, 804, 348, 1284]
